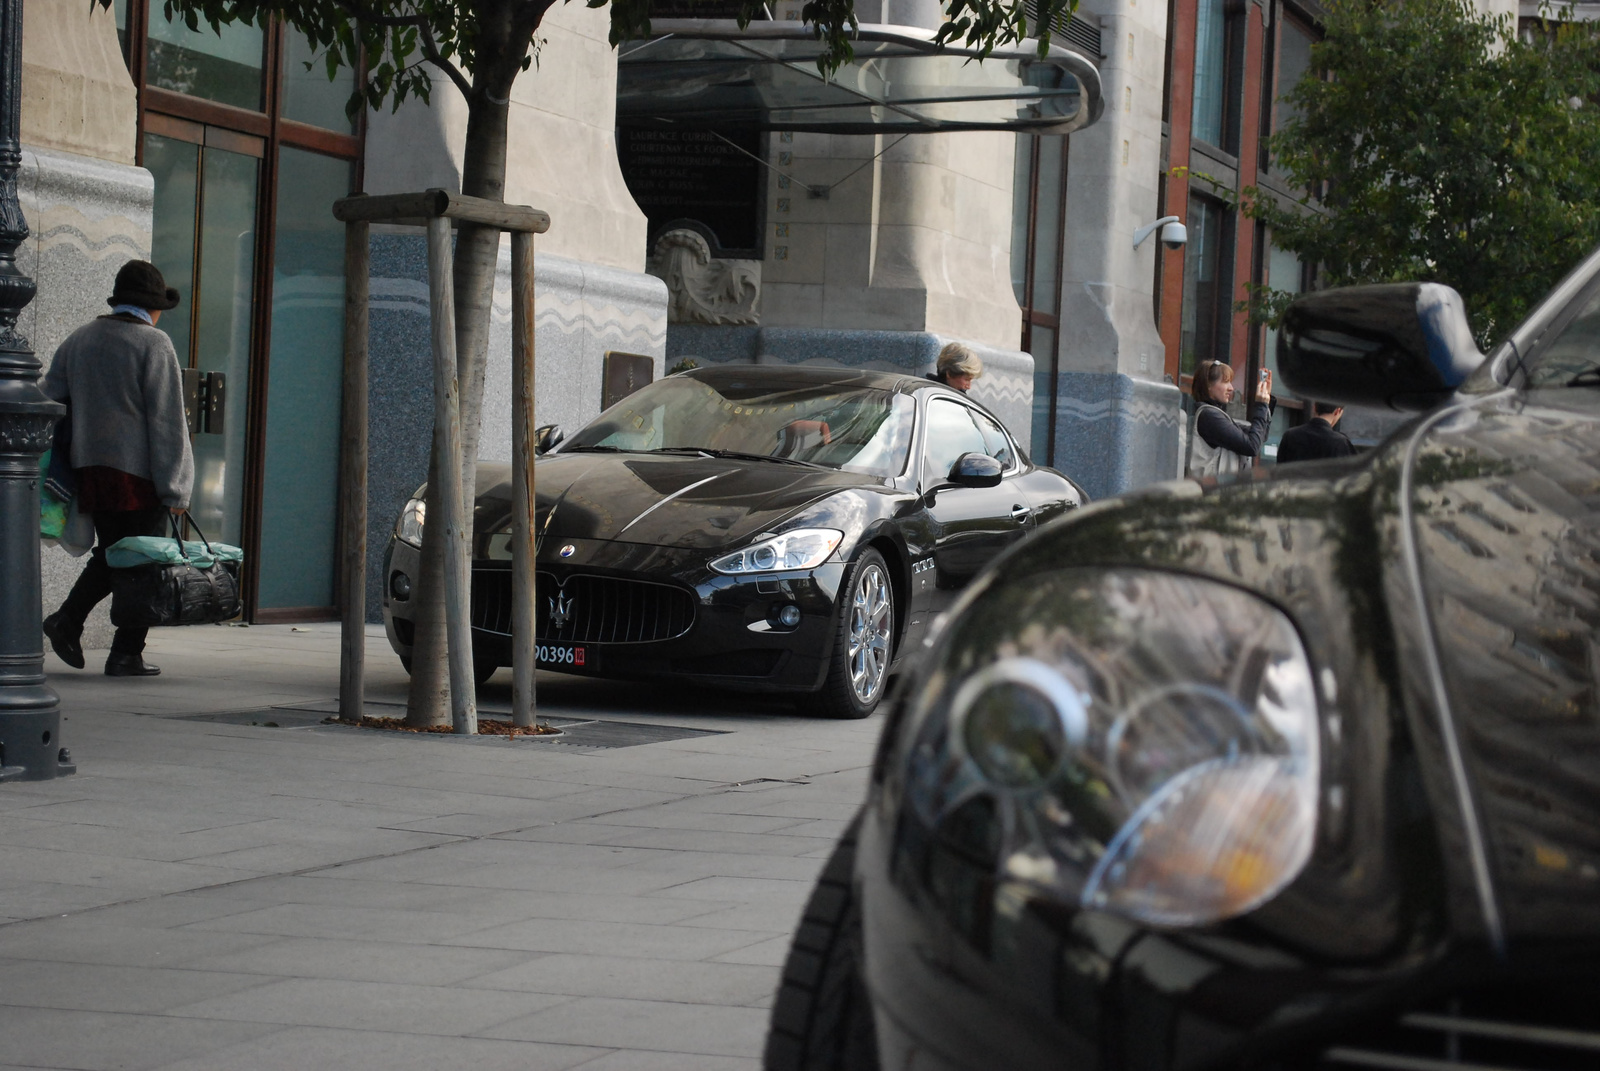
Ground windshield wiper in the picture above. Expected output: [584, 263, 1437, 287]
[1565, 366, 1600, 387]
[651, 446, 826, 469]
[562, 444, 625, 453]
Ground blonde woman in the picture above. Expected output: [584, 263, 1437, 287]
[927, 342, 983, 393]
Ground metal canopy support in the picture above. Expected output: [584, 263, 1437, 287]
[332, 189, 550, 734]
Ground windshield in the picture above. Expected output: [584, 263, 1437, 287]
[563, 375, 915, 477]
[1525, 280, 1600, 388]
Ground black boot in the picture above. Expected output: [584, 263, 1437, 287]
[42, 613, 85, 670]
[105, 652, 160, 677]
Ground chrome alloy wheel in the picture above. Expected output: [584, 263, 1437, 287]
[847, 563, 893, 703]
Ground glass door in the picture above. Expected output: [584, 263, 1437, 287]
[256, 148, 354, 610]
[143, 124, 262, 548]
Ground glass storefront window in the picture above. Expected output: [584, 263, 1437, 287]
[1029, 136, 1064, 313]
[1192, 0, 1227, 147]
[147, 7, 265, 111]
[1262, 239, 1303, 383]
[192, 147, 261, 548]
[258, 148, 354, 609]
[143, 130, 261, 549]
[1274, 17, 1315, 136]
[1012, 134, 1067, 464]
[1011, 135, 1032, 307]
[283, 30, 358, 133]
[144, 134, 199, 368]
[1029, 323, 1057, 462]
[1180, 197, 1223, 376]
[112, 0, 130, 63]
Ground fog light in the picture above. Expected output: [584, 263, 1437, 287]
[778, 604, 802, 627]
[390, 572, 412, 600]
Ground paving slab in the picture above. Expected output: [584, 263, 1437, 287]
[0, 624, 878, 1067]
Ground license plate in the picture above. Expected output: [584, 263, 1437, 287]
[537, 644, 589, 669]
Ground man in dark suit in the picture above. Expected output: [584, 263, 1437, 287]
[1277, 402, 1356, 464]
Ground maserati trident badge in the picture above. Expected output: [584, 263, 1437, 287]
[549, 590, 574, 630]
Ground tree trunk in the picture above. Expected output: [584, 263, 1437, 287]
[404, 50, 518, 727]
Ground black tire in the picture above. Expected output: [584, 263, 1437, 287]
[805, 548, 894, 720]
[765, 817, 880, 1071]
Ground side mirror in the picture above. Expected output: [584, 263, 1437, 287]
[1278, 282, 1484, 411]
[948, 452, 1004, 488]
[534, 424, 564, 455]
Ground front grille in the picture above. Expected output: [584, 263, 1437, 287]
[1320, 977, 1600, 1071]
[469, 568, 695, 644]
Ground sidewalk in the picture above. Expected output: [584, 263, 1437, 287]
[0, 624, 881, 1070]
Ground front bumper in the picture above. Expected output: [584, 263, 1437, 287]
[382, 534, 846, 692]
[854, 793, 1600, 1071]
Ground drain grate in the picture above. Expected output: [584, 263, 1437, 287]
[535, 720, 723, 750]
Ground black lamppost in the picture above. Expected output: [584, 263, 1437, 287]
[0, 0, 73, 781]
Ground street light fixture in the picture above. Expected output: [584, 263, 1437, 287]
[0, 0, 74, 781]
[1133, 215, 1188, 250]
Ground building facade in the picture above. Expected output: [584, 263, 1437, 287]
[33, 0, 1492, 643]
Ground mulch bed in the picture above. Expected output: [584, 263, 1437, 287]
[326, 715, 560, 737]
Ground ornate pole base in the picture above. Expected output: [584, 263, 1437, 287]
[0, 412, 72, 782]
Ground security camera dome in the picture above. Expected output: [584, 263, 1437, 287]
[1161, 221, 1188, 249]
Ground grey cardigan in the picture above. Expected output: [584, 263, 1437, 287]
[40, 315, 194, 509]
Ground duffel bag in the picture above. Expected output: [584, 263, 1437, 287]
[109, 513, 244, 628]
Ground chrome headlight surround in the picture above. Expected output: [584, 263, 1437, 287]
[710, 527, 844, 575]
[395, 497, 425, 548]
[896, 567, 1320, 928]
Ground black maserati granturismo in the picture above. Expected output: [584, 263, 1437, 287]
[766, 248, 1600, 1068]
[382, 365, 1085, 718]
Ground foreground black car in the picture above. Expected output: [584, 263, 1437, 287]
[767, 250, 1600, 1067]
[382, 366, 1084, 717]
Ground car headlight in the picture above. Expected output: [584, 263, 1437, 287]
[898, 567, 1319, 928]
[709, 528, 843, 574]
[396, 497, 425, 547]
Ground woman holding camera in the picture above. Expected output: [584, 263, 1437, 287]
[1186, 360, 1274, 479]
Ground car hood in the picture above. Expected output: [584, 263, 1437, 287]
[1402, 386, 1600, 943]
[473, 451, 881, 550]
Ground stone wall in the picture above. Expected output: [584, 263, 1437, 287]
[1047, 0, 1182, 497]
[20, 0, 137, 166]
[757, 129, 1025, 355]
[363, 3, 650, 274]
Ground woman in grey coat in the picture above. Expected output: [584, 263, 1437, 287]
[40, 260, 194, 677]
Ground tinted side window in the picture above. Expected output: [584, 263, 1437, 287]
[924, 399, 989, 482]
[971, 409, 1016, 468]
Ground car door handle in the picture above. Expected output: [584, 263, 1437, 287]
[1010, 504, 1031, 521]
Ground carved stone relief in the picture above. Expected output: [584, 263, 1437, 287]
[646, 229, 760, 326]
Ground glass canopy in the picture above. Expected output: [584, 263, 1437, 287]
[617, 21, 1104, 135]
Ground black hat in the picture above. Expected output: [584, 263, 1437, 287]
[107, 260, 180, 311]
